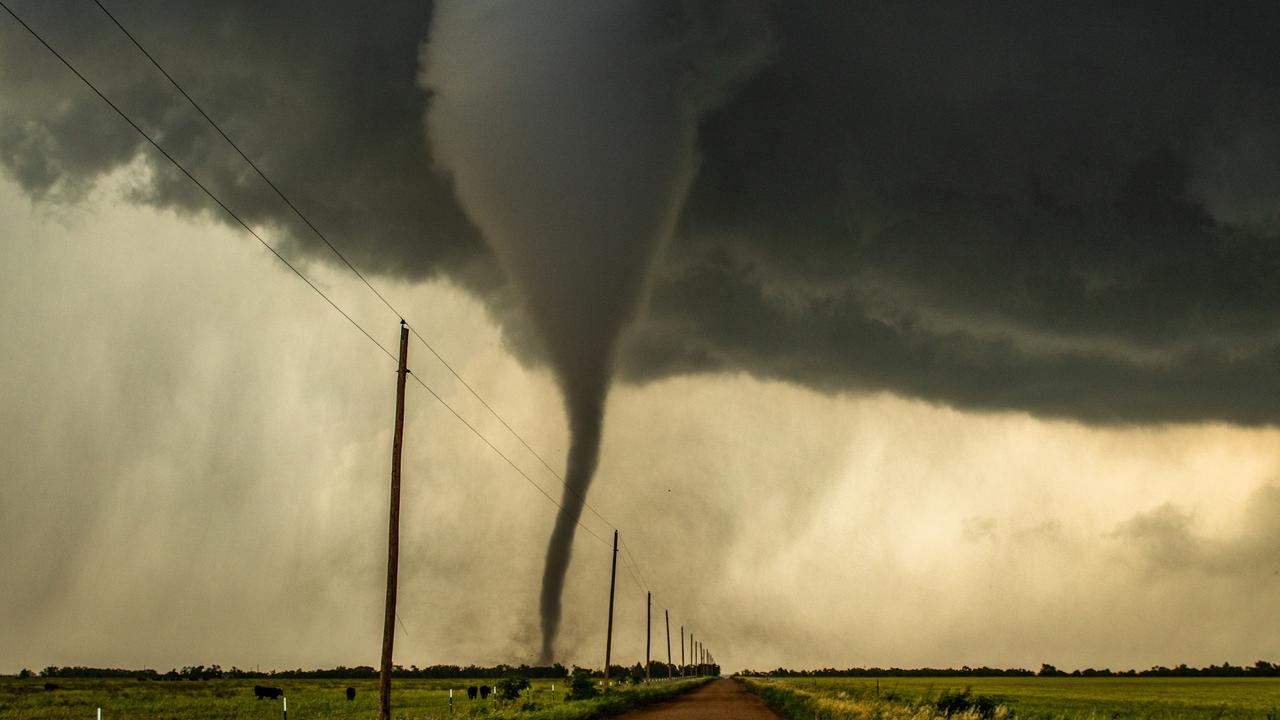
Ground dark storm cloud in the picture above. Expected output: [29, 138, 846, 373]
[0, 1, 484, 283]
[637, 1, 1280, 424]
[3, 1, 1280, 424]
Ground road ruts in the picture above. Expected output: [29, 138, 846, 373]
[613, 678, 782, 720]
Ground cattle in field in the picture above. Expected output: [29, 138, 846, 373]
[43, 683, 59, 691]
[479, 685, 491, 699]
[346, 687, 356, 701]
[467, 685, 478, 700]
[254, 686, 284, 700]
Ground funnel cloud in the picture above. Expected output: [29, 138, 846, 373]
[421, 0, 772, 661]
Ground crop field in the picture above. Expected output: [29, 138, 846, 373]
[746, 676, 1280, 719]
[0, 677, 706, 720]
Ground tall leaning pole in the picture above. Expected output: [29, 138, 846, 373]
[379, 321, 410, 720]
[604, 530, 619, 691]
[680, 626, 685, 675]
[664, 610, 672, 679]
[645, 592, 652, 682]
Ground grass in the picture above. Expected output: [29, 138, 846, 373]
[0, 676, 710, 720]
[743, 677, 1280, 720]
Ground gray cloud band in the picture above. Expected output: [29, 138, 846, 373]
[2, 0, 1278, 429]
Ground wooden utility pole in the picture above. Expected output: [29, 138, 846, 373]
[690, 633, 695, 676]
[680, 626, 685, 675]
[664, 610, 672, 679]
[379, 321, 410, 720]
[604, 530, 619, 692]
[645, 591, 651, 682]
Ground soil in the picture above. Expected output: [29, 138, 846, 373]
[612, 678, 782, 720]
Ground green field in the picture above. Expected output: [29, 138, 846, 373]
[745, 676, 1280, 719]
[0, 677, 706, 720]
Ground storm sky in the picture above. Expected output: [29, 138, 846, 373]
[2, 0, 1280, 673]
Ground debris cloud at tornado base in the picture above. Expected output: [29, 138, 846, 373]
[420, 0, 773, 661]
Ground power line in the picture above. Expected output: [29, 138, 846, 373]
[85, 9, 694, 624]
[0, 0, 610, 553]
[617, 548, 646, 592]
[6, 0, 702, 652]
[87, 0, 620, 542]
[0, 0, 398, 365]
[620, 537, 651, 590]
[87, 0, 407, 324]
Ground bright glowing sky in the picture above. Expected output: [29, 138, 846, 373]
[3, 171, 1278, 674]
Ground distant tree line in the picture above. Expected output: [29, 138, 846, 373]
[739, 661, 1280, 678]
[1034, 661, 1280, 678]
[27, 663, 573, 680]
[26, 660, 724, 681]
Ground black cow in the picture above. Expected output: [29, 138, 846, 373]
[345, 687, 356, 701]
[254, 685, 284, 700]
[479, 685, 491, 700]
[43, 683, 59, 691]
[466, 685, 478, 700]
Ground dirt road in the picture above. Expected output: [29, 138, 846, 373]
[612, 678, 781, 720]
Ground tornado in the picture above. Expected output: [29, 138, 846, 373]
[421, 0, 773, 662]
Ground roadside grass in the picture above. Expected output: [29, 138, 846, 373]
[743, 676, 1280, 720]
[742, 677, 1008, 720]
[0, 676, 709, 720]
